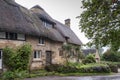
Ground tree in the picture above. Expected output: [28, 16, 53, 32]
[82, 54, 96, 64]
[74, 46, 85, 62]
[80, 0, 120, 51]
[62, 44, 72, 65]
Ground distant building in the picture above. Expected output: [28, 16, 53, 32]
[82, 49, 100, 62]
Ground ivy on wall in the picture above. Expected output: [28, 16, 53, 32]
[3, 44, 32, 71]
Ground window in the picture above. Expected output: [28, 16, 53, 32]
[34, 50, 42, 59]
[17, 33, 25, 40]
[0, 32, 25, 41]
[39, 37, 45, 44]
[6, 32, 17, 40]
[42, 21, 53, 28]
[0, 32, 6, 39]
[0, 50, 2, 59]
[59, 50, 63, 56]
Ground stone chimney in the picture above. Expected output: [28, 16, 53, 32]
[65, 19, 70, 27]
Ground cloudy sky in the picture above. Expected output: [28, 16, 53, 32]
[15, 0, 89, 44]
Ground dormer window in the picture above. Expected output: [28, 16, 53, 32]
[42, 20, 53, 28]
[39, 37, 45, 45]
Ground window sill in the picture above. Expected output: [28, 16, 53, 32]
[33, 59, 42, 62]
[37, 44, 45, 46]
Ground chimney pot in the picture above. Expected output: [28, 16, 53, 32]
[65, 19, 70, 27]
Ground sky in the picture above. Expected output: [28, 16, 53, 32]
[15, 0, 89, 44]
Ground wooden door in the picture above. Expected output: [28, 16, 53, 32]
[46, 51, 52, 65]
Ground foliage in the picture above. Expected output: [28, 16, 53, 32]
[79, 63, 111, 73]
[74, 46, 85, 60]
[82, 54, 96, 64]
[62, 44, 82, 64]
[102, 50, 120, 62]
[101, 61, 120, 73]
[80, 0, 120, 51]
[2, 70, 28, 80]
[3, 44, 32, 71]
[45, 63, 110, 73]
[45, 64, 78, 73]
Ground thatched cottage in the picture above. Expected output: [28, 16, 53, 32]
[0, 0, 82, 70]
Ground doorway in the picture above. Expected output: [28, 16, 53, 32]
[46, 51, 52, 65]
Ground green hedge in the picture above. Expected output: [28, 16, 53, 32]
[101, 61, 120, 73]
[45, 64, 78, 73]
[45, 63, 111, 73]
[78, 64, 110, 73]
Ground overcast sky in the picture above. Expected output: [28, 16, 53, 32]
[15, 0, 89, 44]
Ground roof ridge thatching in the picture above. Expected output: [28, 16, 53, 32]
[32, 5, 44, 11]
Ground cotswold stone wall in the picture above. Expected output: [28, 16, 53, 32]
[0, 36, 70, 70]
[0, 39, 25, 48]
[26, 36, 65, 70]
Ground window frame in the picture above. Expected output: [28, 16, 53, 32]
[0, 32, 26, 41]
[33, 50, 42, 60]
[39, 37, 45, 45]
[0, 32, 6, 39]
[42, 20, 54, 28]
[6, 32, 17, 40]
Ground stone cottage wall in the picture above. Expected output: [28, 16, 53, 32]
[0, 35, 70, 70]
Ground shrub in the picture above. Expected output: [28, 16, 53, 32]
[82, 54, 96, 64]
[79, 63, 111, 73]
[102, 50, 120, 62]
[45, 64, 78, 73]
[101, 61, 119, 73]
[45, 63, 111, 73]
[2, 70, 28, 80]
[3, 44, 32, 71]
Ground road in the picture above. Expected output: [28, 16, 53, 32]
[25, 74, 120, 80]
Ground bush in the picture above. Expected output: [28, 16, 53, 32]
[45, 64, 78, 73]
[79, 63, 111, 73]
[101, 61, 119, 73]
[102, 50, 120, 62]
[82, 54, 96, 64]
[2, 70, 28, 80]
[3, 44, 32, 71]
[45, 63, 111, 73]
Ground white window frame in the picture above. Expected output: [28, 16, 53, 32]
[0, 32, 6, 39]
[39, 37, 45, 45]
[33, 50, 42, 60]
[17, 33, 25, 40]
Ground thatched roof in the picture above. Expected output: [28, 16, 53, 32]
[54, 21, 82, 45]
[0, 0, 65, 42]
[82, 49, 96, 56]
[31, 5, 82, 45]
[0, 0, 82, 45]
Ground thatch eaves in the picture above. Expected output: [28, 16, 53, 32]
[0, 0, 65, 42]
[0, 0, 40, 36]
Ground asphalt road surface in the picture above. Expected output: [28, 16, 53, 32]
[25, 74, 120, 80]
